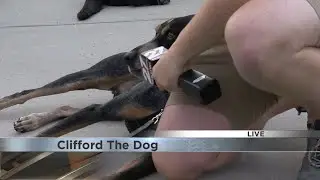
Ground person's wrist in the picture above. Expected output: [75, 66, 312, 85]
[166, 47, 191, 68]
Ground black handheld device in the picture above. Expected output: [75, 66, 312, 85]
[139, 46, 221, 105]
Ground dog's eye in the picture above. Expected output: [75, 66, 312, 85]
[167, 32, 176, 41]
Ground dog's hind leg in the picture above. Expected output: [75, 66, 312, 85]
[0, 71, 95, 111]
[36, 81, 168, 137]
[0, 52, 135, 111]
[13, 105, 80, 133]
[103, 153, 157, 180]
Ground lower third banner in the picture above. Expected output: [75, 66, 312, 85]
[0, 130, 318, 152]
[0, 130, 320, 152]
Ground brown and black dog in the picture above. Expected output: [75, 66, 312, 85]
[0, 15, 194, 179]
[2, 15, 194, 136]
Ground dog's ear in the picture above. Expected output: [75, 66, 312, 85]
[155, 15, 194, 48]
[168, 15, 194, 35]
[154, 18, 174, 35]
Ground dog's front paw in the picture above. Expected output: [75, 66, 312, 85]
[13, 113, 47, 133]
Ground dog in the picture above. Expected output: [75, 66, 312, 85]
[77, 0, 171, 21]
[0, 14, 194, 179]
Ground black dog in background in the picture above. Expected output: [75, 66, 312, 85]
[77, 0, 171, 21]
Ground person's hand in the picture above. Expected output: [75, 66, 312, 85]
[152, 50, 188, 92]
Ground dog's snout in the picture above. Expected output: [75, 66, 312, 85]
[124, 51, 137, 63]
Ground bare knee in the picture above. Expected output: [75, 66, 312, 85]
[152, 152, 238, 179]
[225, 0, 320, 86]
[225, 6, 285, 77]
[152, 105, 233, 179]
[152, 152, 209, 179]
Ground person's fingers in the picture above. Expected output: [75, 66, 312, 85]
[152, 72, 165, 91]
[155, 77, 168, 91]
[153, 75, 168, 91]
[153, 74, 178, 92]
[152, 55, 183, 92]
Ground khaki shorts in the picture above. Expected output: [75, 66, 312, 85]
[166, 46, 278, 129]
[306, 0, 320, 18]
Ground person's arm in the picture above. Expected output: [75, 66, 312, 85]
[169, 0, 250, 64]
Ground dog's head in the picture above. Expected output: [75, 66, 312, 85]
[125, 15, 194, 78]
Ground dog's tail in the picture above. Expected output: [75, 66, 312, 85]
[0, 53, 135, 111]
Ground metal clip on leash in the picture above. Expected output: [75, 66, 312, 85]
[152, 109, 163, 125]
[139, 46, 222, 105]
[129, 109, 163, 137]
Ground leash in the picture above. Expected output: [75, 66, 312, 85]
[129, 109, 163, 137]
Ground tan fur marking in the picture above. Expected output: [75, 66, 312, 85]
[119, 105, 154, 119]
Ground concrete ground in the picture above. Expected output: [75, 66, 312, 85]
[0, 0, 309, 179]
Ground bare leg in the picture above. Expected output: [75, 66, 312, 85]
[152, 100, 293, 179]
[152, 105, 236, 180]
[13, 106, 80, 133]
[225, 0, 320, 120]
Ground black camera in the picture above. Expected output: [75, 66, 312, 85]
[139, 46, 222, 105]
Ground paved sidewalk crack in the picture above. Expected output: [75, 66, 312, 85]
[0, 17, 170, 30]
